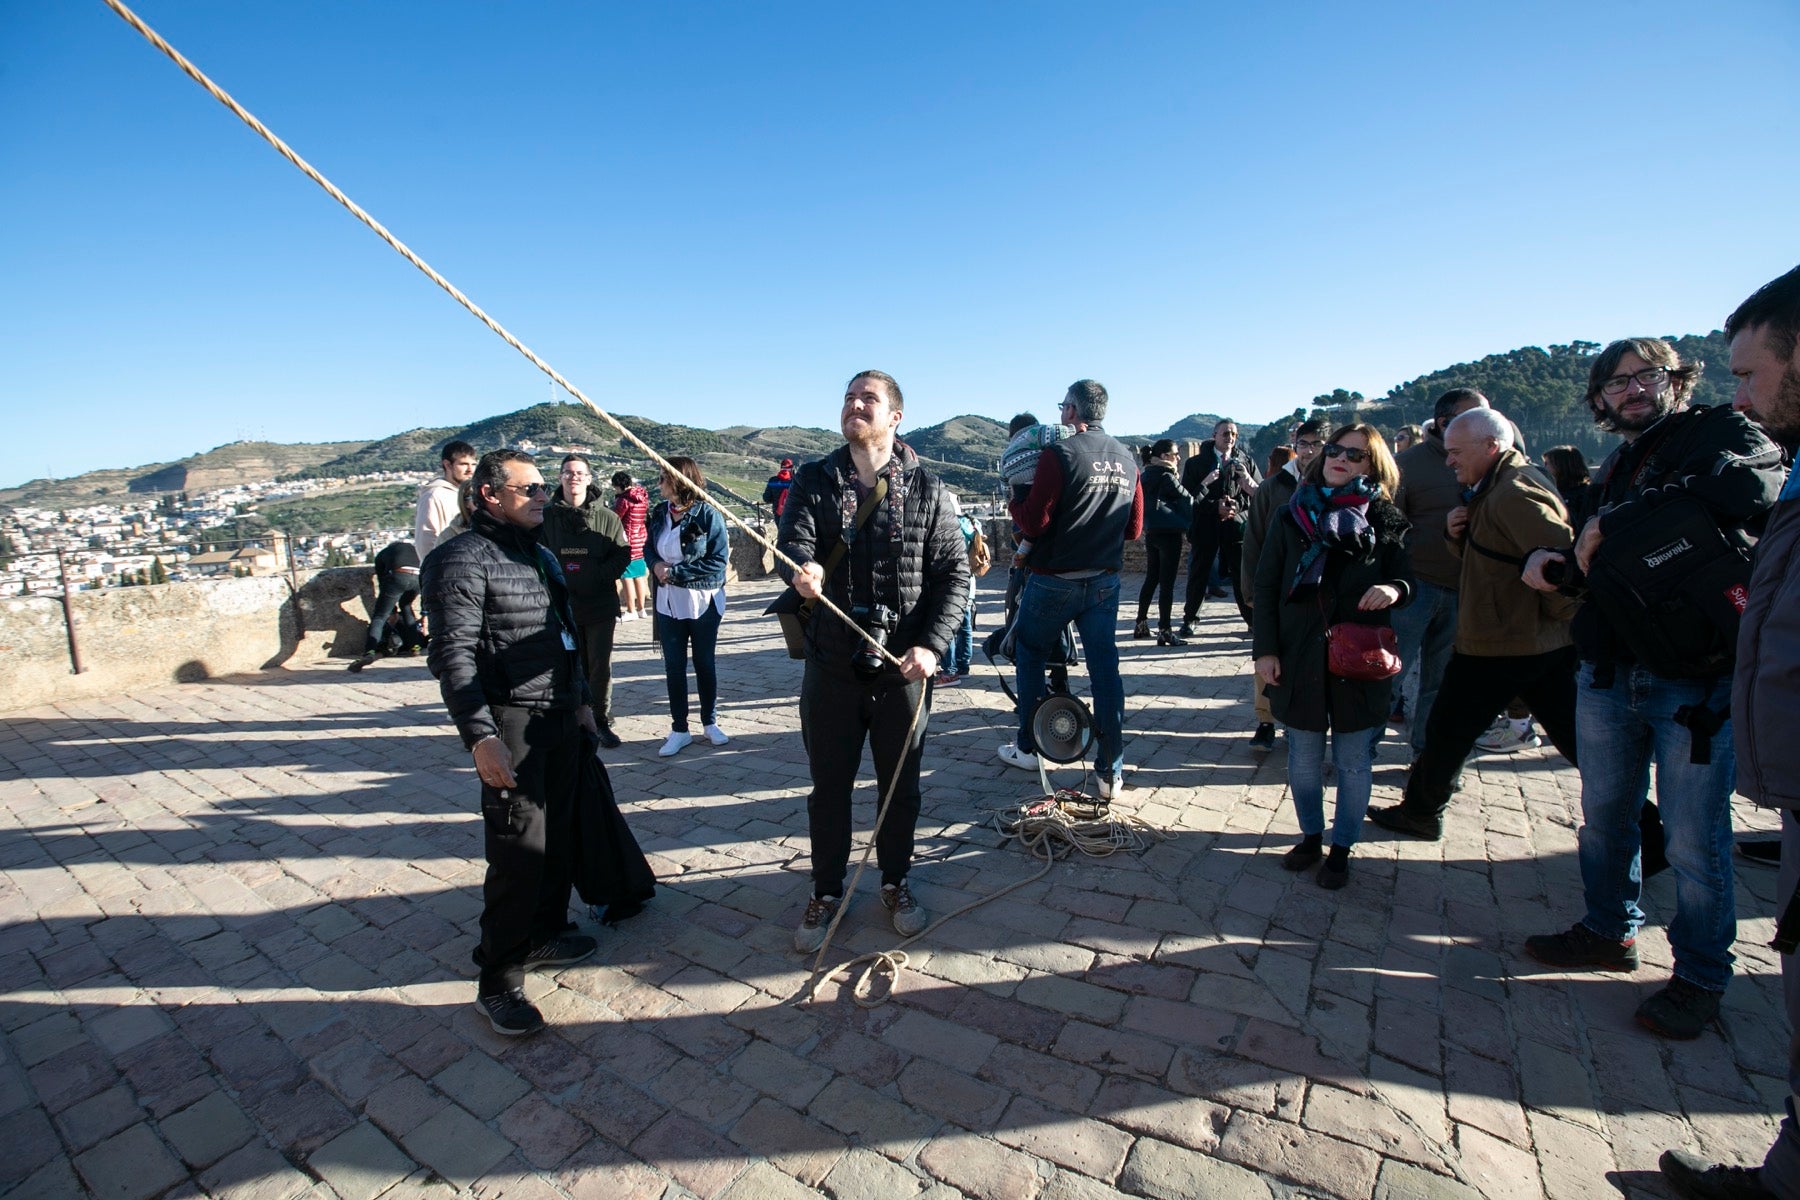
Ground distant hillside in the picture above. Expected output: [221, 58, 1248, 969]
[0, 440, 368, 509]
[1158, 413, 1265, 443]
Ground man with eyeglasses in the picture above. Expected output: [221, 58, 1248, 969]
[1179, 418, 1260, 636]
[1370, 405, 1581, 843]
[1653, 266, 1800, 1200]
[423, 449, 601, 1037]
[1514, 337, 1783, 1044]
[1240, 417, 1329, 749]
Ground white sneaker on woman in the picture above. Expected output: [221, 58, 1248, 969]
[703, 723, 729, 746]
[658, 731, 692, 757]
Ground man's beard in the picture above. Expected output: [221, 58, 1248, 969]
[1603, 391, 1678, 433]
[1755, 362, 1800, 453]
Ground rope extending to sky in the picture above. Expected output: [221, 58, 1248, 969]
[96, 6, 1472, 1181]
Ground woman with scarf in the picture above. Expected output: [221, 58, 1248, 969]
[611, 471, 652, 621]
[644, 456, 730, 757]
[1252, 424, 1412, 889]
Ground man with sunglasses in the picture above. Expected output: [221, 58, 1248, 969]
[424, 449, 600, 1037]
[1240, 417, 1329, 749]
[1516, 338, 1783, 1042]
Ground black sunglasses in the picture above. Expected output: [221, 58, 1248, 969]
[1322, 444, 1369, 464]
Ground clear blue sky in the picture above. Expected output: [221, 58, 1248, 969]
[3, 0, 1796, 487]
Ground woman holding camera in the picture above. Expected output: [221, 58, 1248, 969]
[1252, 424, 1412, 889]
[645, 457, 730, 756]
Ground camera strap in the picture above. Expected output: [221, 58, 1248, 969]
[804, 477, 887, 617]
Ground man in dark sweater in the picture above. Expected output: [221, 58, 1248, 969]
[423, 450, 599, 1037]
[1000, 379, 1144, 799]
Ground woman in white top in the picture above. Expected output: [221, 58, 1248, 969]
[643, 457, 731, 756]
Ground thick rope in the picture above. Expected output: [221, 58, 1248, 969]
[100, 9, 1463, 1181]
[97, 0, 891, 673]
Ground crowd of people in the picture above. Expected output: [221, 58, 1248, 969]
[368, 264, 1800, 1199]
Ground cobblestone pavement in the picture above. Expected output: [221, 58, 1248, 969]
[0, 575, 1786, 1200]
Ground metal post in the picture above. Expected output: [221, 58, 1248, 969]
[56, 548, 86, 675]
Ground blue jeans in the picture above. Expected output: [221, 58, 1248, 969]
[1285, 725, 1374, 848]
[1013, 572, 1125, 776]
[1575, 662, 1736, 991]
[943, 582, 975, 675]
[1388, 578, 1457, 756]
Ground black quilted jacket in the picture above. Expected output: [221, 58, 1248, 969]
[422, 509, 589, 749]
[776, 442, 970, 668]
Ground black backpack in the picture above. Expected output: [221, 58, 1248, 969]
[1583, 409, 1754, 681]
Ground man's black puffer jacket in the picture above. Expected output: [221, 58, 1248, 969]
[776, 442, 970, 670]
[423, 508, 588, 749]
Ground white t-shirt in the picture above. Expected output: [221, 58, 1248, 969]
[653, 520, 725, 621]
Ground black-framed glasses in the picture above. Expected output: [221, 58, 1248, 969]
[1599, 367, 1670, 396]
[495, 482, 550, 498]
[1322, 444, 1369, 463]
[1291, 438, 1324, 452]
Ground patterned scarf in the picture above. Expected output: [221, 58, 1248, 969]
[836, 443, 910, 608]
[1285, 475, 1377, 601]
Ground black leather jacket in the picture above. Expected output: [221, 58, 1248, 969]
[423, 508, 589, 749]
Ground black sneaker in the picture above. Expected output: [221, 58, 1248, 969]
[475, 988, 545, 1037]
[596, 725, 623, 750]
[1736, 837, 1780, 867]
[1178, 620, 1197, 638]
[1156, 628, 1188, 647]
[1249, 722, 1276, 752]
[1657, 1148, 1774, 1199]
[1636, 977, 1723, 1040]
[1280, 840, 1322, 871]
[1132, 619, 1151, 640]
[524, 934, 597, 970]
[1523, 922, 1639, 972]
[1367, 804, 1442, 841]
[346, 653, 376, 673]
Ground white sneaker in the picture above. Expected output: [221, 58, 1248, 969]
[997, 742, 1039, 771]
[1096, 772, 1124, 801]
[619, 611, 637, 622]
[703, 723, 729, 746]
[658, 731, 692, 757]
[1476, 724, 1541, 754]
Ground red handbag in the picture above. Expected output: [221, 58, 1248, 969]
[1326, 621, 1402, 681]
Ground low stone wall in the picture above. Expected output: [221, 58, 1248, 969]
[0, 569, 377, 714]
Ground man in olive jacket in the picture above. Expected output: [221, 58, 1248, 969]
[424, 450, 599, 1037]
[1370, 407, 1577, 840]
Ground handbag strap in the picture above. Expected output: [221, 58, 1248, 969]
[806, 476, 888, 605]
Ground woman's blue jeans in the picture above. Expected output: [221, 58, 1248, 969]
[657, 601, 721, 733]
[1284, 724, 1374, 848]
[1574, 663, 1736, 990]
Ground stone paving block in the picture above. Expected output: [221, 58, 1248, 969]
[1117, 1136, 1273, 1200]
[1372, 1159, 1484, 1200]
[431, 1048, 529, 1120]
[1452, 1123, 1543, 1200]
[728, 1098, 847, 1187]
[897, 1057, 1011, 1129]
[307, 1120, 417, 1200]
[54, 1082, 143, 1152]
[1053, 1020, 1175, 1080]
[1527, 1110, 1619, 1200]
[887, 1007, 1001, 1069]
[1516, 1036, 1602, 1130]
[6, 1156, 89, 1200]
[992, 1096, 1133, 1180]
[981, 1042, 1103, 1112]
[1442, 1046, 1528, 1148]
[1091, 1074, 1227, 1153]
[1014, 974, 1128, 1025]
[85, 1004, 176, 1057]
[950, 988, 1069, 1053]
[918, 1126, 1046, 1200]
[158, 1089, 257, 1169]
[0, 1103, 62, 1189]
[400, 1104, 514, 1191]
[553, 1138, 670, 1200]
[809, 1074, 937, 1155]
[1216, 1110, 1381, 1199]
[250, 1079, 356, 1156]
[197, 1139, 318, 1200]
[627, 1110, 746, 1199]
[820, 1146, 926, 1200]
[716, 1160, 826, 1200]
[72, 1121, 188, 1200]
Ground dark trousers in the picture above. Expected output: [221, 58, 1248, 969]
[1400, 646, 1579, 818]
[1136, 528, 1184, 630]
[656, 602, 721, 732]
[577, 616, 617, 725]
[800, 661, 929, 898]
[1184, 517, 1246, 623]
[364, 579, 424, 654]
[474, 706, 579, 993]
